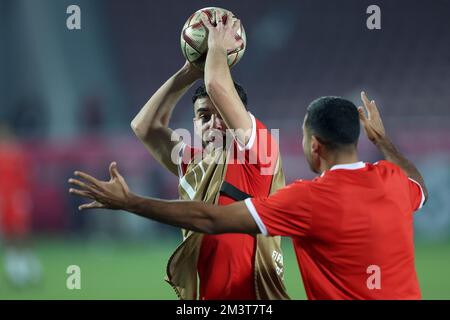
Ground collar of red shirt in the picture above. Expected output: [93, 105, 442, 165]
[321, 161, 366, 177]
[330, 161, 366, 171]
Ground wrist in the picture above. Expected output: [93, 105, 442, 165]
[125, 192, 140, 213]
[176, 64, 201, 82]
[374, 136, 398, 160]
[373, 135, 391, 149]
[208, 44, 228, 55]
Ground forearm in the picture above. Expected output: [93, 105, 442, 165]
[125, 193, 217, 233]
[204, 46, 252, 143]
[131, 67, 199, 136]
[376, 137, 428, 200]
[69, 164, 259, 234]
[204, 46, 234, 91]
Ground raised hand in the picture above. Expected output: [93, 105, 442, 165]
[68, 162, 130, 211]
[358, 91, 387, 145]
[200, 10, 243, 53]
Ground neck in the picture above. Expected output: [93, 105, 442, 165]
[319, 150, 359, 173]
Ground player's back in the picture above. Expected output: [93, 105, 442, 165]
[298, 160, 424, 299]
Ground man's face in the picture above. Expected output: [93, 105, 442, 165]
[193, 97, 227, 149]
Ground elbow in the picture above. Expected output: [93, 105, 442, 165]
[130, 119, 160, 140]
[130, 120, 146, 140]
[130, 120, 140, 135]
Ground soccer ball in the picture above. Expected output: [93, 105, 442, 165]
[180, 7, 246, 70]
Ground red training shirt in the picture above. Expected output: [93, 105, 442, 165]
[178, 113, 279, 300]
[245, 160, 425, 300]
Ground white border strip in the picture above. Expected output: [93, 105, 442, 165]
[179, 176, 196, 200]
[330, 161, 366, 171]
[408, 178, 426, 210]
[237, 113, 257, 151]
[177, 142, 187, 178]
[244, 198, 269, 236]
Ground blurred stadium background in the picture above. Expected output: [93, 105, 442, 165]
[1, 0, 450, 299]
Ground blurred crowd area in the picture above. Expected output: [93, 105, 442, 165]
[1, 0, 450, 242]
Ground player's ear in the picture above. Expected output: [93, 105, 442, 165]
[311, 135, 321, 155]
[309, 135, 322, 174]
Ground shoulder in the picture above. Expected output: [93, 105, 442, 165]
[283, 179, 312, 193]
[371, 160, 406, 178]
[272, 179, 314, 213]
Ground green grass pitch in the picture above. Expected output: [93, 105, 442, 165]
[1, 238, 449, 299]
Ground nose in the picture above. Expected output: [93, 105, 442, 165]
[207, 114, 223, 130]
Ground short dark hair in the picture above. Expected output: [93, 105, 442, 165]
[192, 82, 248, 107]
[305, 96, 360, 149]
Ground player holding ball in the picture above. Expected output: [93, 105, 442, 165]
[102, 8, 289, 300]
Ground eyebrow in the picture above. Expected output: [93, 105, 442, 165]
[196, 107, 210, 114]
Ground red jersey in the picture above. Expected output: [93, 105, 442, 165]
[245, 160, 425, 300]
[178, 113, 279, 300]
[0, 141, 32, 237]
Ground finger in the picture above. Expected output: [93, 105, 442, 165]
[225, 12, 232, 26]
[214, 9, 219, 25]
[360, 91, 376, 119]
[111, 162, 123, 180]
[357, 106, 368, 122]
[216, 10, 225, 27]
[370, 99, 380, 115]
[69, 188, 96, 200]
[79, 201, 105, 211]
[68, 178, 99, 195]
[361, 91, 371, 107]
[74, 171, 101, 187]
[232, 18, 241, 32]
[236, 38, 244, 49]
[109, 161, 117, 179]
[229, 39, 244, 53]
[200, 12, 213, 29]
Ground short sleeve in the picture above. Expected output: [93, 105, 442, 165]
[375, 160, 426, 212]
[407, 178, 426, 211]
[236, 112, 256, 148]
[233, 113, 279, 176]
[244, 180, 312, 237]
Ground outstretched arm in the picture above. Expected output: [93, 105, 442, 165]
[131, 62, 202, 176]
[200, 11, 252, 146]
[358, 91, 428, 203]
[126, 194, 256, 234]
[68, 162, 258, 234]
